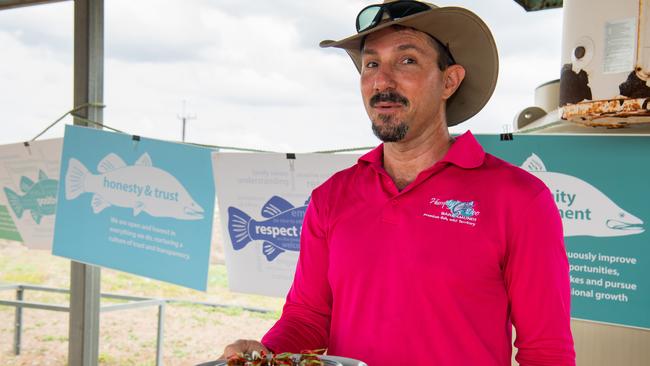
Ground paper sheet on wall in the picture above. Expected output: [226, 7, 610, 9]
[0, 138, 63, 249]
[212, 152, 360, 297]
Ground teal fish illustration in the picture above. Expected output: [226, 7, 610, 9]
[522, 153, 644, 237]
[445, 200, 477, 218]
[3, 170, 58, 224]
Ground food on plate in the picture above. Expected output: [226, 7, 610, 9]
[226, 350, 324, 366]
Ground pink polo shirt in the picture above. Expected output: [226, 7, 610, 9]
[262, 131, 575, 366]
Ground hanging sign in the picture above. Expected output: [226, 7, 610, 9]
[476, 133, 649, 329]
[213, 152, 359, 297]
[0, 138, 63, 248]
[53, 126, 215, 291]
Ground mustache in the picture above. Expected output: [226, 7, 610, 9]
[370, 91, 409, 107]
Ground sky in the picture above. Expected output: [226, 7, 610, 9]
[0, 0, 563, 152]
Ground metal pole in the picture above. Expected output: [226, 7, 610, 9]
[69, 0, 104, 365]
[156, 303, 165, 366]
[14, 286, 23, 355]
[68, 263, 101, 366]
[182, 118, 186, 142]
[177, 100, 195, 142]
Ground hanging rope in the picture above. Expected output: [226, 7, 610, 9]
[30, 103, 105, 141]
[189, 142, 272, 153]
[69, 113, 125, 134]
[29, 105, 375, 154]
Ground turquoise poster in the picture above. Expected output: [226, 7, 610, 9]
[476, 134, 649, 329]
[52, 125, 215, 291]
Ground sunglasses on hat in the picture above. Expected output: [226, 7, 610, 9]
[356, 1, 431, 33]
[355, 1, 456, 65]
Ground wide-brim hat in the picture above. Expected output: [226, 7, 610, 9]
[319, 0, 499, 126]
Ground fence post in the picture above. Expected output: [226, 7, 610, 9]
[14, 286, 24, 355]
[156, 302, 165, 366]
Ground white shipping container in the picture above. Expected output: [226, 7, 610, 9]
[560, 0, 650, 126]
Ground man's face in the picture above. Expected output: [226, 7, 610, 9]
[360, 27, 448, 143]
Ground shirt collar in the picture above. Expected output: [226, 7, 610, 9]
[358, 130, 485, 170]
[439, 130, 485, 169]
[358, 143, 384, 169]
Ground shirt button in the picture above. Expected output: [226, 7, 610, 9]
[391, 199, 398, 205]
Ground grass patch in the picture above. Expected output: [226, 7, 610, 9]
[40, 334, 68, 342]
[176, 300, 279, 319]
[250, 310, 281, 320]
[19, 291, 69, 305]
[0, 245, 70, 288]
[191, 313, 209, 325]
[207, 265, 229, 288]
[3, 270, 45, 284]
[139, 339, 155, 348]
[128, 329, 138, 342]
[98, 352, 119, 365]
[102, 269, 199, 299]
[172, 348, 189, 358]
[210, 306, 243, 317]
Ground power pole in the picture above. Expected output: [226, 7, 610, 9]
[177, 100, 196, 142]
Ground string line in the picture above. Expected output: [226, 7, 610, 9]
[29, 107, 373, 154]
[30, 103, 105, 141]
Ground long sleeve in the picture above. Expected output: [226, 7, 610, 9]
[505, 188, 576, 365]
[261, 189, 332, 353]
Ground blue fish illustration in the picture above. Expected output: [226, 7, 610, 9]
[445, 200, 477, 218]
[227, 196, 308, 261]
[4, 170, 58, 224]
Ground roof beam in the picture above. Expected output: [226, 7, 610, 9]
[513, 0, 563, 11]
[0, 0, 68, 10]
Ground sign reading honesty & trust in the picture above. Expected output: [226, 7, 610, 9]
[53, 126, 215, 291]
[477, 134, 648, 329]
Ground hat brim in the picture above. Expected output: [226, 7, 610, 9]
[320, 6, 498, 126]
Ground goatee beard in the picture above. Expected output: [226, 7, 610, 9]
[368, 91, 410, 142]
[371, 115, 409, 142]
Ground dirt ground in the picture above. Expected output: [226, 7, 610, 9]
[0, 234, 285, 366]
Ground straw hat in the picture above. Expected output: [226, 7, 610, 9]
[320, 0, 499, 126]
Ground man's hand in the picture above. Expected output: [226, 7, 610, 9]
[218, 339, 270, 360]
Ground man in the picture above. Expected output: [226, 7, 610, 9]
[221, 1, 575, 365]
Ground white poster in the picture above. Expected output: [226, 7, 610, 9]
[0, 138, 63, 249]
[212, 152, 360, 297]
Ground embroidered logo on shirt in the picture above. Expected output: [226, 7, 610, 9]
[424, 197, 480, 227]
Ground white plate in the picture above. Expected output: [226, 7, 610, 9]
[197, 355, 367, 366]
[321, 355, 368, 366]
